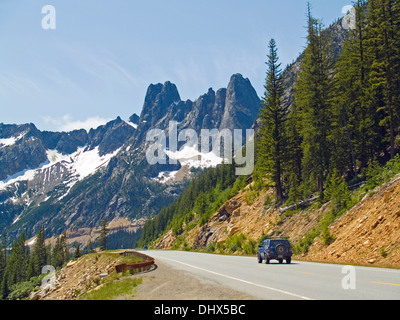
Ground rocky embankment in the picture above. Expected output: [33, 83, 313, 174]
[305, 176, 400, 268]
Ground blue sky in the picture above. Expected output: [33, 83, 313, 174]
[0, 0, 350, 132]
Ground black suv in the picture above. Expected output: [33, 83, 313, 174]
[258, 239, 292, 264]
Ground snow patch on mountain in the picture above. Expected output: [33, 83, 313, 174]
[70, 146, 121, 181]
[153, 170, 179, 184]
[0, 146, 121, 193]
[152, 146, 224, 185]
[0, 132, 27, 148]
[127, 122, 138, 129]
[165, 146, 224, 169]
[46, 149, 69, 163]
[0, 163, 48, 191]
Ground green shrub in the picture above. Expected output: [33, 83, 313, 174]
[204, 242, 217, 253]
[242, 239, 257, 255]
[365, 155, 400, 191]
[380, 247, 388, 258]
[7, 281, 36, 300]
[225, 234, 246, 253]
[293, 228, 320, 255]
[324, 170, 351, 215]
[80, 277, 142, 300]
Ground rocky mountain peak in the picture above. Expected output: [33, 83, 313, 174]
[220, 73, 261, 130]
[144, 83, 163, 106]
[129, 113, 140, 125]
[0, 123, 48, 181]
[88, 117, 136, 156]
[137, 81, 182, 138]
[160, 81, 181, 103]
[226, 73, 256, 99]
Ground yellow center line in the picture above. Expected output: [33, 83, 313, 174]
[372, 281, 400, 287]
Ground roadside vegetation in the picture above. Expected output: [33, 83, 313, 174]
[293, 155, 400, 255]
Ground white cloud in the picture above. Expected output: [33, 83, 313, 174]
[42, 114, 112, 132]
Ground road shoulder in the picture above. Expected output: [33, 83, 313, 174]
[128, 261, 258, 300]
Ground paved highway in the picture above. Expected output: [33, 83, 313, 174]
[145, 250, 400, 300]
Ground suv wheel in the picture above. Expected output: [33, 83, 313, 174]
[286, 258, 291, 264]
[257, 254, 262, 264]
[276, 244, 286, 255]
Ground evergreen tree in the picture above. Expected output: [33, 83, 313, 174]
[61, 232, 70, 264]
[0, 233, 7, 299]
[51, 232, 70, 268]
[365, 0, 400, 159]
[74, 243, 82, 259]
[324, 169, 351, 215]
[332, 0, 371, 175]
[1, 232, 7, 265]
[285, 103, 303, 204]
[86, 238, 94, 254]
[0, 273, 8, 300]
[0, 239, 5, 290]
[98, 217, 109, 252]
[45, 244, 52, 265]
[295, 4, 334, 199]
[258, 38, 288, 204]
[2, 232, 29, 296]
[28, 226, 47, 278]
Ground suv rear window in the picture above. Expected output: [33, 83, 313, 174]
[269, 240, 290, 247]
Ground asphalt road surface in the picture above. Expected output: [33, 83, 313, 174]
[144, 250, 400, 300]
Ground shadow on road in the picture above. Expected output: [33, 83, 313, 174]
[259, 262, 300, 266]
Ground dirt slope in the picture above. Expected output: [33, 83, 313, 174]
[305, 176, 400, 268]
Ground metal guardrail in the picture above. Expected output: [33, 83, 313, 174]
[115, 251, 155, 273]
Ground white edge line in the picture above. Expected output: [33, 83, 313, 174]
[161, 257, 314, 301]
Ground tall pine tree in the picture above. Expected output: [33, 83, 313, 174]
[1, 232, 29, 297]
[295, 4, 334, 199]
[258, 39, 288, 204]
[332, 0, 371, 176]
[365, 0, 400, 159]
[285, 102, 303, 204]
[51, 232, 70, 268]
[98, 217, 109, 252]
[27, 226, 47, 279]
